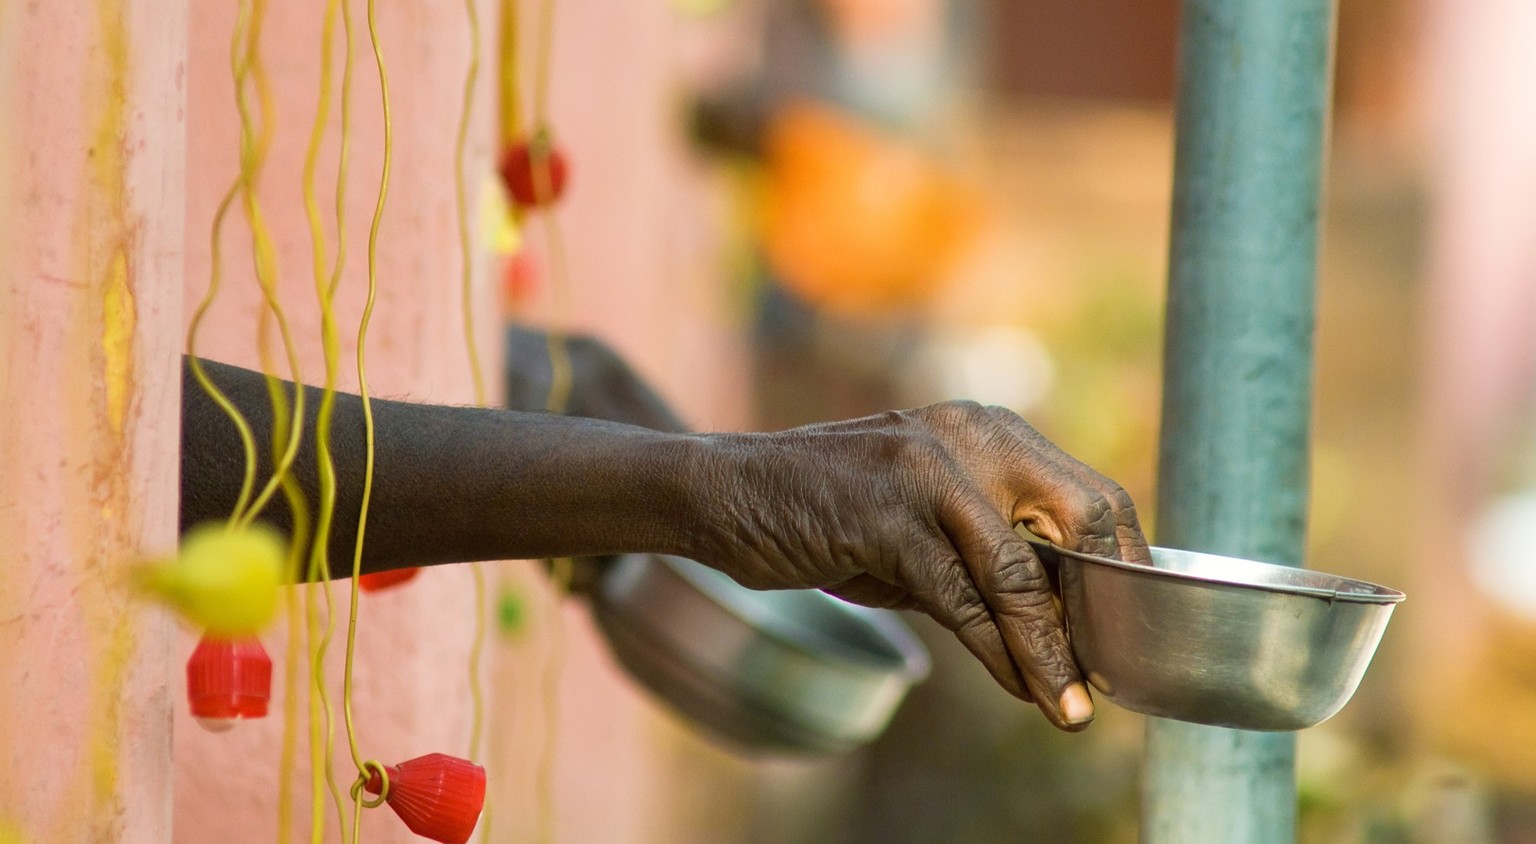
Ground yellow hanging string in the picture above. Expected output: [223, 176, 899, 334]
[233, 0, 308, 535]
[530, 0, 555, 136]
[455, 0, 490, 790]
[311, 0, 358, 833]
[526, 0, 574, 839]
[278, 590, 302, 843]
[182, 0, 306, 535]
[538, 218, 573, 415]
[340, 0, 393, 838]
[484, 4, 521, 840]
[260, 311, 312, 840]
[496, 0, 520, 149]
[227, 0, 342, 839]
[526, 0, 572, 416]
[279, 0, 332, 836]
[458, 2, 488, 408]
[184, 0, 258, 530]
[535, 553, 573, 844]
[306, 582, 347, 844]
[535, 213, 573, 844]
[294, 0, 353, 838]
[185, 0, 329, 838]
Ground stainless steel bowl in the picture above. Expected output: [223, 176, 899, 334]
[1038, 543, 1404, 731]
[591, 554, 931, 755]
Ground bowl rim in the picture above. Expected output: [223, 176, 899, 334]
[607, 554, 933, 682]
[1034, 542, 1406, 605]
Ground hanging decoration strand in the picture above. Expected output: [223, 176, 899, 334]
[184, 0, 258, 530]
[484, 3, 521, 840]
[454, 0, 491, 819]
[340, 0, 393, 839]
[233, 0, 308, 535]
[316, 0, 359, 831]
[278, 592, 302, 843]
[529, 0, 573, 840]
[342, 0, 391, 777]
[291, 7, 337, 842]
[496, 0, 520, 148]
[297, 0, 353, 837]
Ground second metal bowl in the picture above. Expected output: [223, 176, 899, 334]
[591, 554, 931, 755]
[1040, 543, 1404, 731]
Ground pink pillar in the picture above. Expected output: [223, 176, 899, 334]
[173, 0, 749, 841]
[174, 0, 506, 839]
[1, 0, 749, 837]
[0, 0, 186, 841]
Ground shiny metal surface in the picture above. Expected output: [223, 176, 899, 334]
[591, 554, 930, 755]
[1038, 543, 1404, 731]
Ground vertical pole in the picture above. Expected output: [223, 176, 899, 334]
[1142, 1, 1336, 842]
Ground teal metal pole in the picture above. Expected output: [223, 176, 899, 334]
[1142, 1, 1336, 842]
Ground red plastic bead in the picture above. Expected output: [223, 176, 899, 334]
[498, 136, 569, 208]
[365, 753, 486, 844]
[186, 635, 271, 729]
[358, 568, 420, 593]
[501, 249, 539, 309]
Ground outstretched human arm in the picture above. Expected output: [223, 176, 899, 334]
[181, 354, 1149, 730]
[181, 356, 705, 571]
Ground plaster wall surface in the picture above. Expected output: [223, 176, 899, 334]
[173, 0, 748, 841]
[0, 0, 186, 840]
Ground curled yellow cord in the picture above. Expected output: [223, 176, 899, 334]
[340, 0, 391, 839]
[347, 760, 391, 840]
[349, 761, 391, 809]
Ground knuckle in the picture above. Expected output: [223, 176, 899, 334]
[925, 399, 985, 429]
[1053, 484, 1114, 533]
[1104, 485, 1146, 531]
[1105, 484, 1136, 515]
[990, 552, 1051, 596]
[864, 429, 909, 464]
[1083, 486, 1115, 520]
[982, 403, 1024, 427]
[921, 560, 988, 631]
[1014, 600, 1069, 654]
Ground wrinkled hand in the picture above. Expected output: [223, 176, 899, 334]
[694, 401, 1150, 731]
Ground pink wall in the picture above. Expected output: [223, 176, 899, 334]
[4, 0, 750, 840]
[0, 0, 185, 840]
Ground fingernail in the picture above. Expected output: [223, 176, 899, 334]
[1059, 683, 1095, 725]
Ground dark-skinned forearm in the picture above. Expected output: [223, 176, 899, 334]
[180, 357, 708, 577]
